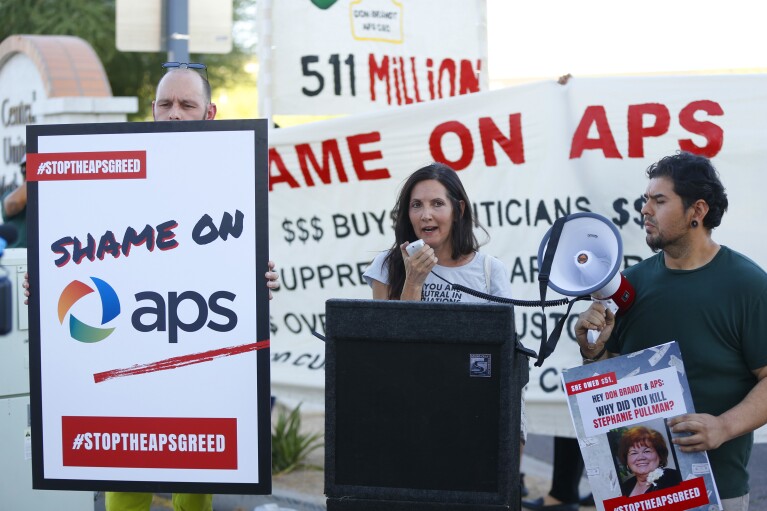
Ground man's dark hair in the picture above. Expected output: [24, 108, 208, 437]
[646, 151, 728, 230]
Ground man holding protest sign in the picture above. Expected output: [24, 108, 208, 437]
[22, 60, 277, 508]
[152, 62, 217, 122]
[575, 151, 767, 511]
[93, 62, 277, 511]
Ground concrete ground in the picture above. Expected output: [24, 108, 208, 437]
[93, 410, 589, 511]
[92, 409, 767, 510]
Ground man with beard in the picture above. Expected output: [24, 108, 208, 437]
[152, 62, 217, 121]
[575, 151, 767, 511]
[107, 62, 275, 511]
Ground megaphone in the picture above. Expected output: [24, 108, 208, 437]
[537, 212, 635, 343]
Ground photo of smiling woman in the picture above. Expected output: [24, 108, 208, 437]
[611, 421, 683, 498]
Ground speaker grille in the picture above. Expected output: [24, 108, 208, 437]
[335, 338, 502, 491]
[325, 299, 528, 508]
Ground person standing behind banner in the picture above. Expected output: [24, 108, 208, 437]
[575, 151, 767, 511]
[84, 62, 276, 511]
[23, 67, 280, 509]
[1, 154, 28, 248]
[362, 161, 528, 474]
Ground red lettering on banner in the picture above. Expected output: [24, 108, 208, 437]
[348, 132, 390, 181]
[571, 101, 725, 160]
[678, 100, 724, 157]
[268, 148, 301, 190]
[479, 115, 525, 166]
[459, 59, 480, 95]
[398, 57, 413, 105]
[269, 134, 390, 190]
[392, 57, 402, 105]
[603, 476, 709, 511]
[570, 106, 622, 159]
[430, 115, 526, 170]
[628, 103, 671, 158]
[296, 140, 348, 186]
[369, 54, 392, 104]
[437, 59, 456, 98]
[62, 416, 237, 469]
[430, 120, 474, 170]
[427, 58, 435, 100]
[369, 54, 481, 106]
[409, 57, 423, 103]
[27, 151, 147, 181]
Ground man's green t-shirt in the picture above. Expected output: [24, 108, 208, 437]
[606, 246, 767, 499]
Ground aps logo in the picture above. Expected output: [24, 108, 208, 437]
[58, 277, 238, 343]
[58, 277, 120, 342]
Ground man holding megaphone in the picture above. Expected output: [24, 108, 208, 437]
[575, 152, 767, 511]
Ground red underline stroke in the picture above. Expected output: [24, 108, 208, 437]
[93, 340, 270, 383]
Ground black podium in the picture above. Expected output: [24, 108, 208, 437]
[324, 299, 530, 510]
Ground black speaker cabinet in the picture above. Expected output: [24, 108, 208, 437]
[324, 299, 530, 510]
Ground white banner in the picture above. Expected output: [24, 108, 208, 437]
[268, 74, 767, 436]
[259, 0, 488, 115]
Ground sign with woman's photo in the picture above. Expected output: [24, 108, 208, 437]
[562, 342, 720, 511]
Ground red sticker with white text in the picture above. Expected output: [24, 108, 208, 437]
[62, 416, 237, 469]
[26, 151, 147, 181]
[565, 372, 618, 395]
[603, 477, 709, 511]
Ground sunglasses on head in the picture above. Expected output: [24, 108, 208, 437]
[161, 62, 208, 82]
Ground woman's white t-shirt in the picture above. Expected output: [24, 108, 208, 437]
[363, 251, 512, 302]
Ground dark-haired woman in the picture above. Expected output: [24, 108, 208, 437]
[363, 162, 527, 452]
[363, 162, 512, 303]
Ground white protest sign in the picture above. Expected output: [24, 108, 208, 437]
[27, 120, 272, 493]
[562, 342, 720, 510]
[573, 366, 687, 437]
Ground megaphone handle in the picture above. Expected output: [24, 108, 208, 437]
[586, 298, 619, 344]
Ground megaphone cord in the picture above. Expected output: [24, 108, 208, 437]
[429, 270, 576, 307]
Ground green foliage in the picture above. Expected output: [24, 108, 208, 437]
[0, 0, 116, 59]
[0, 0, 257, 120]
[271, 403, 324, 476]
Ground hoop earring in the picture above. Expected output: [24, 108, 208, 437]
[691, 220, 699, 228]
